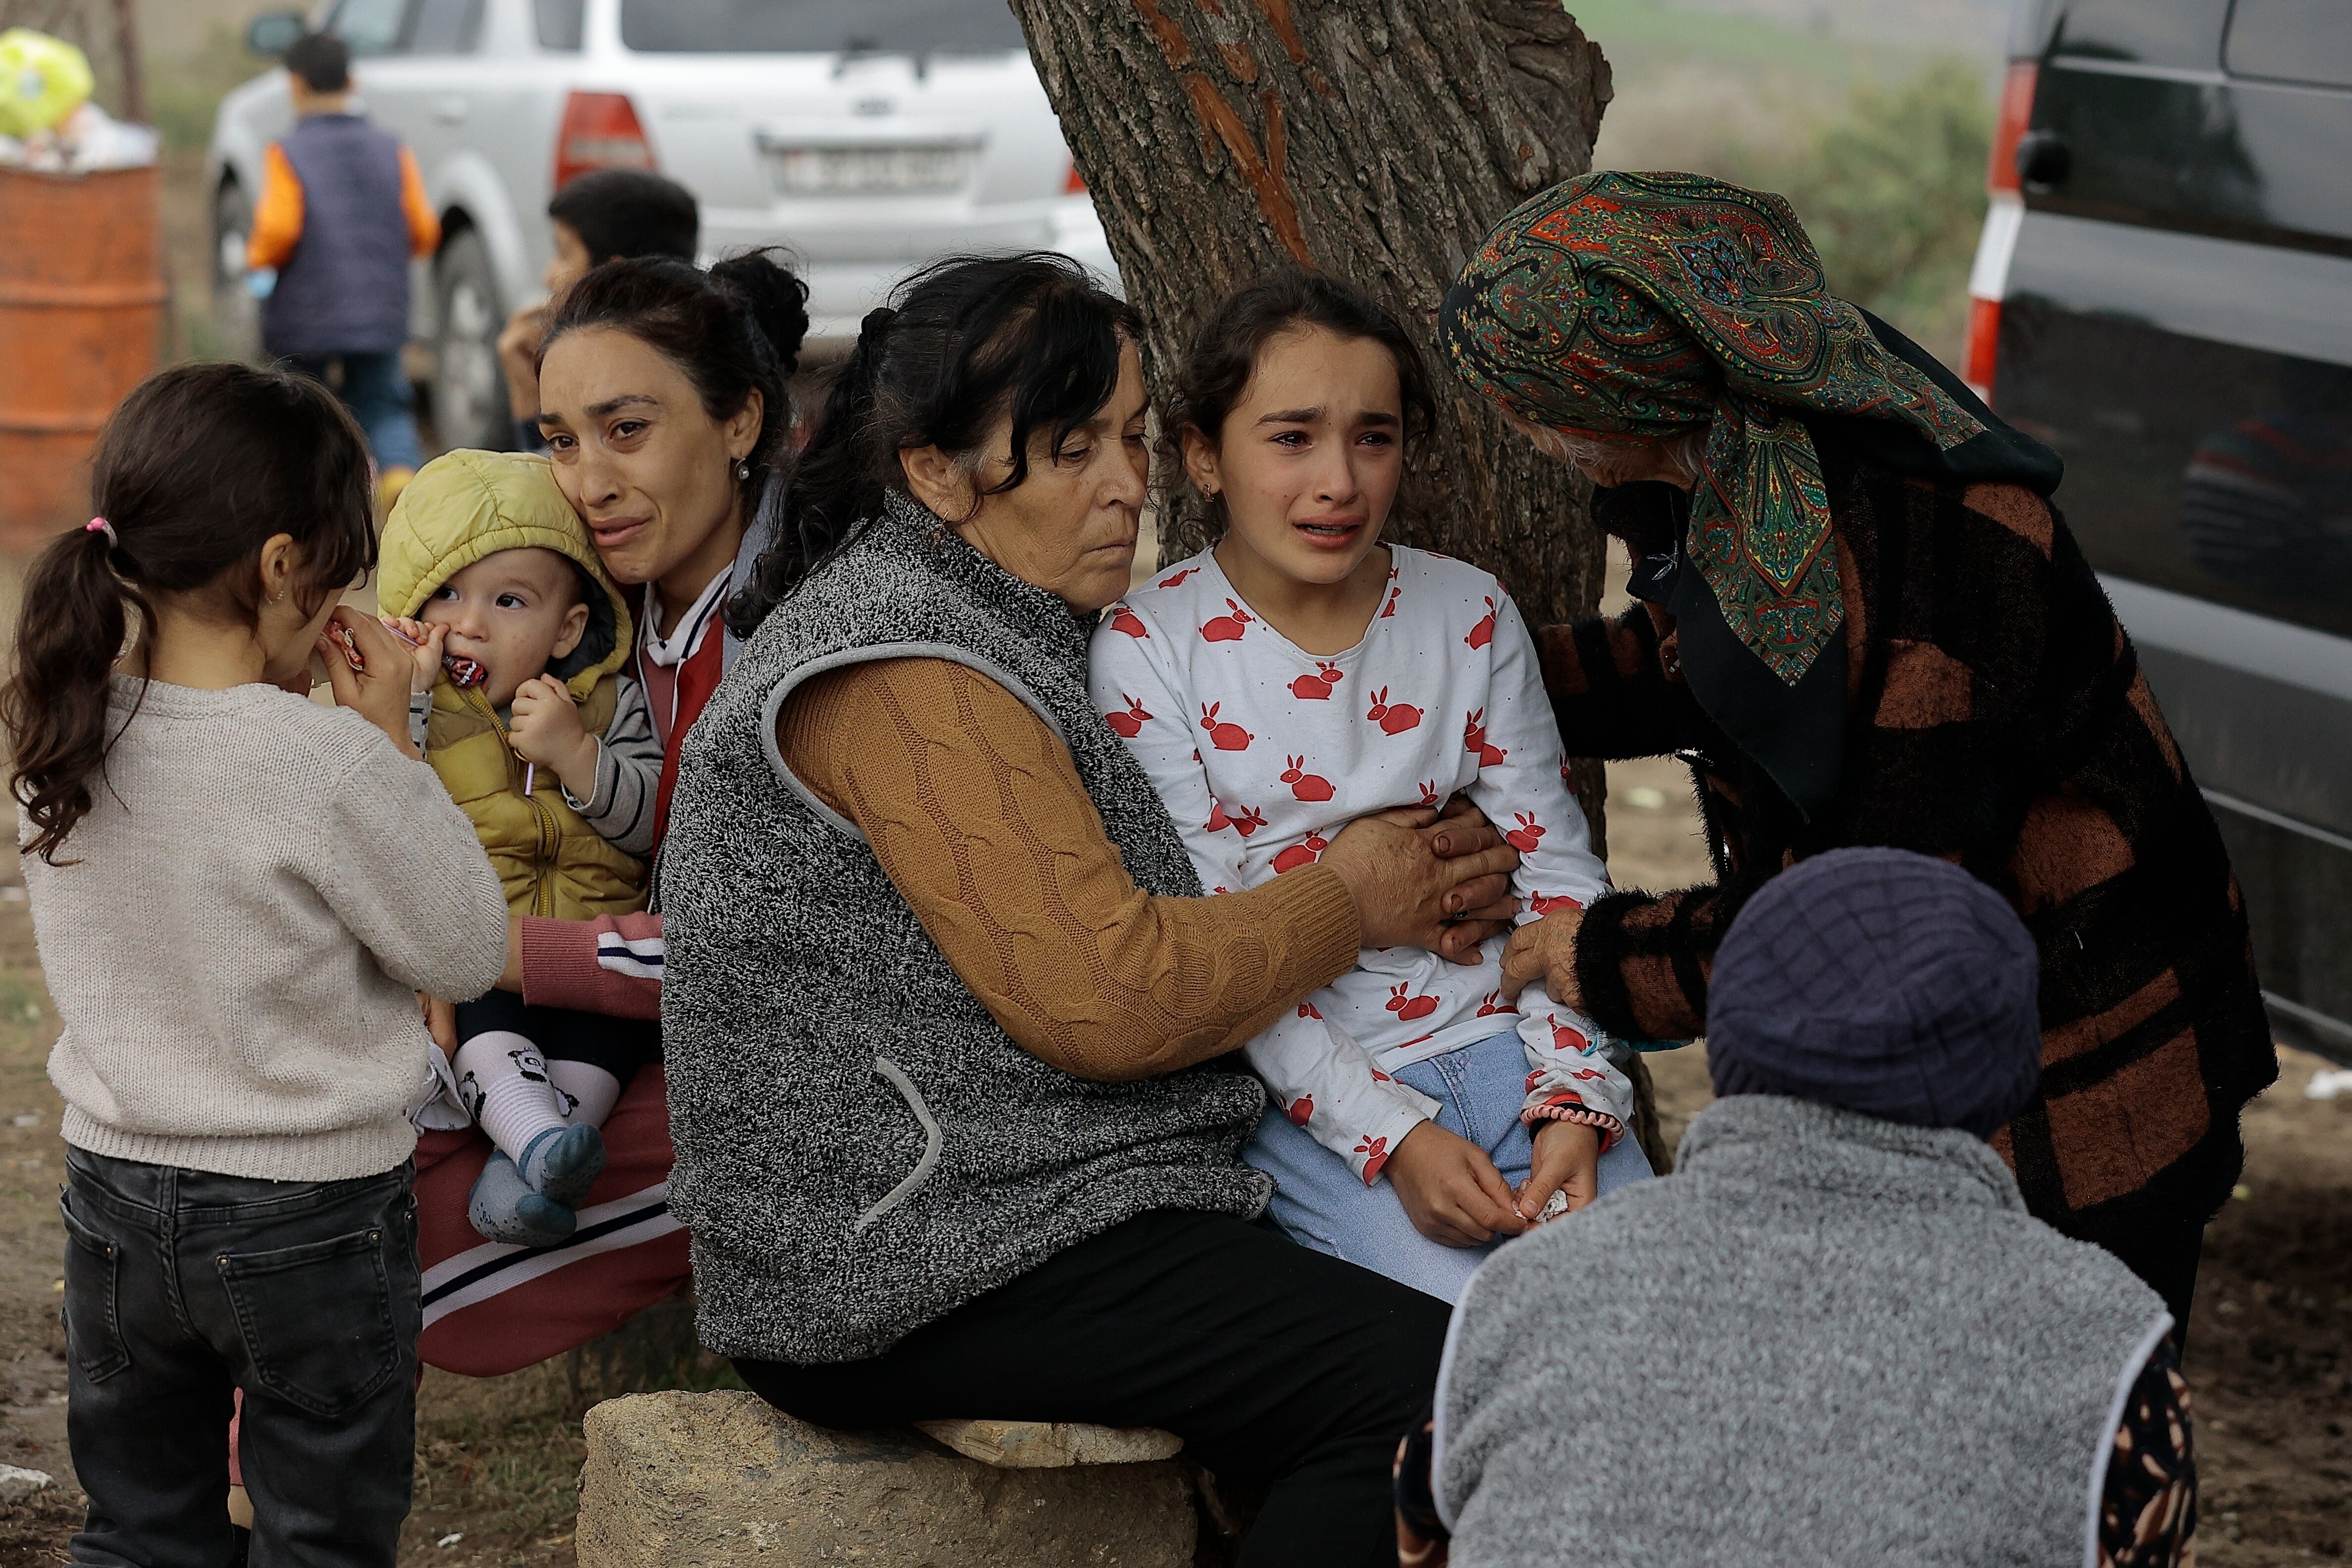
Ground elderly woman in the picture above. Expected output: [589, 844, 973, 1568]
[658, 255, 1524, 1568]
[1443, 171, 2276, 1325]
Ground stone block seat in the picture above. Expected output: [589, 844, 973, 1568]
[576, 1390, 1197, 1566]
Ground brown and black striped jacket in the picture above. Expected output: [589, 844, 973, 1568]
[1542, 451, 2278, 1239]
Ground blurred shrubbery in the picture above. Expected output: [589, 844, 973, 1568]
[1768, 60, 1992, 356]
[149, 23, 259, 153]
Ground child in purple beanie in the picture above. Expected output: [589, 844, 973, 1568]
[1403, 848, 2198, 1568]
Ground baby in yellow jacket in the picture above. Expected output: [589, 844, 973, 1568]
[380, 450, 661, 1246]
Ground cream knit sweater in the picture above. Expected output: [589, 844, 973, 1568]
[25, 677, 509, 1182]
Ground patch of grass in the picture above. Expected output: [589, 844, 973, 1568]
[414, 1411, 588, 1543]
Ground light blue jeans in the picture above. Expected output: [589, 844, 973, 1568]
[1246, 1030, 1655, 1303]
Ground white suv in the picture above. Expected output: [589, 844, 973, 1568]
[207, 0, 1116, 449]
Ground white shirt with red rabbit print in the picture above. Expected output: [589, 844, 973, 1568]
[1089, 544, 1633, 1187]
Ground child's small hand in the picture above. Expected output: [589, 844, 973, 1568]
[509, 676, 597, 796]
[1516, 1117, 1604, 1224]
[1385, 1120, 1527, 1247]
[379, 616, 445, 694]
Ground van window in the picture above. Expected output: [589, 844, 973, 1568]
[410, 0, 484, 53]
[620, 0, 1028, 54]
[329, 0, 415, 56]
[536, 0, 585, 51]
[2227, 0, 2352, 88]
[2047, 0, 2228, 69]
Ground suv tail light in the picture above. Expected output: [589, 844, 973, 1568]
[1963, 61, 2039, 405]
[1987, 61, 2038, 197]
[555, 91, 655, 189]
[1064, 159, 1088, 196]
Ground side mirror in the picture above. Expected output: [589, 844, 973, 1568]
[246, 11, 308, 57]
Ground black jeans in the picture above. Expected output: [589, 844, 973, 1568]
[2080, 1213, 2207, 1349]
[60, 1148, 421, 1568]
[735, 1209, 1451, 1568]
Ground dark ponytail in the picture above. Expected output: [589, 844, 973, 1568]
[727, 252, 1140, 637]
[541, 248, 811, 526]
[3, 362, 375, 862]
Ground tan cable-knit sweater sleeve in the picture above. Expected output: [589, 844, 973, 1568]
[776, 657, 1362, 1082]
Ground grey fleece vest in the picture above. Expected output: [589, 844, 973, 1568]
[659, 498, 1273, 1365]
[261, 114, 413, 357]
[1437, 1096, 2169, 1567]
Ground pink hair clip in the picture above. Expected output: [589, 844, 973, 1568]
[84, 518, 116, 545]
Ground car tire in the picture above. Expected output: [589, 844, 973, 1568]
[433, 229, 512, 451]
[210, 178, 261, 363]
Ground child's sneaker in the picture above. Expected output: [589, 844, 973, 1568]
[467, 1151, 575, 1247]
[517, 1121, 606, 1208]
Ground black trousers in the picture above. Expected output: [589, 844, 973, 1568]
[2081, 1213, 2206, 1349]
[59, 1148, 420, 1568]
[736, 1208, 1451, 1568]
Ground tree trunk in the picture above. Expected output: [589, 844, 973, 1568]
[1008, 0, 1619, 842]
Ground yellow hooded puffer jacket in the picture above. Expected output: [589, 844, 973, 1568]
[379, 450, 644, 920]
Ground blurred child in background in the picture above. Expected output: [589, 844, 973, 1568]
[497, 168, 700, 448]
[246, 30, 440, 510]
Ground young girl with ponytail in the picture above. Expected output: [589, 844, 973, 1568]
[5, 362, 509, 1564]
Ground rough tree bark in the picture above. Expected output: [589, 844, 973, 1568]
[1009, 0, 1618, 830]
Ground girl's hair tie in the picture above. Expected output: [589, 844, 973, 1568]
[84, 517, 116, 546]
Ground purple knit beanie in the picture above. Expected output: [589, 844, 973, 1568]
[1706, 847, 2043, 1137]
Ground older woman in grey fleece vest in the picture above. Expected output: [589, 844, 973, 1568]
[659, 256, 1531, 1568]
[1408, 848, 2195, 1568]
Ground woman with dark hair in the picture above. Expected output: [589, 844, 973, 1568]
[1439, 171, 2276, 1326]
[405, 248, 811, 1376]
[661, 253, 1522, 1567]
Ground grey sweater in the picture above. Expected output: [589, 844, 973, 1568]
[1436, 1095, 2170, 1567]
[29, 678, 508, 1181]
[659, 499, 1273, 1365]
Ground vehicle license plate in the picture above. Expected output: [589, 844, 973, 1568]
[765, 144, 971, 196]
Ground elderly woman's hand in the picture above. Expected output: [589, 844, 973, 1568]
[1499, 907, 1586, 1010]
[1320, 811, 1521, 953]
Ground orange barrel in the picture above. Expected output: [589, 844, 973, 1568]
[0, 163, 165, 551]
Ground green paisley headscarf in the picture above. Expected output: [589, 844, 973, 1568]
[1441, 171, 1987, 687]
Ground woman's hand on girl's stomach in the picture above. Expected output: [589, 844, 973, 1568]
[1385, 1121, 1528, 1247]
[316, 606, 423, 758]
[1429, 795, 1523, 963]
[1500, 908, 1587, 1009]
[1516, 1118, 1602, 1224]
[1320, 810, 1521, 953]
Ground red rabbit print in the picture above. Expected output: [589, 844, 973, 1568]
[1230, 803, 1268, 837]
[1465, 596, 1496, 649]
[1200, 597, 1254, 642]
[1355, 1135, 1392, 1180]
[1569, 1066, 1607, 1082]
[1107, 605, 1148, 638]
[1199, 702, 1254, 751]
[1287, 1094, 1314, 1128]
[1506, 812, 1546, 852]
[1379, 585, 1402, 619]
[1370, 1066, 1394, 1082]
[1551, 1021, 1591, 1055]
[1281, 757, 1335, 802]
[1272, 832, 1329, 874]
[1298, 1001, 1322, 1019]
[1158, 567, 1200, 588]
[1105, 694, 1151, 738]
[1288, 660, 1345, 700]
[1463, 708, 1508, 767]
[1385, 983, 1438, 1022]
[1417, 780, 1442, 808]
[1477, 990, 1516, 1017]
[1529, 891, 1585, 917]
[1365, 687, 1423, 735]
[1204, 799, 1233, 834]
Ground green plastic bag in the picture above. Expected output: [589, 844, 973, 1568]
[0, 29, 94, 140]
